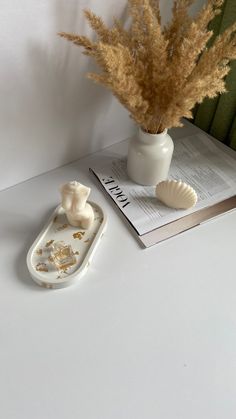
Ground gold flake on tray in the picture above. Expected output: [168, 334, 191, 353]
[45, 239, 54, 248]
[73, 251, 80, 255]
[73, 231, 85, 240]
[56, 224, 69, 231]
[42, 282, 53, 289]
[84, 238, 90, 243]
[53, 216, 58, 223]
[35, 248, 43, 256]
[36, 263, 48, 272]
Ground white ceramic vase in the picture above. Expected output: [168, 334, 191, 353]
[127, 128, 174, 186]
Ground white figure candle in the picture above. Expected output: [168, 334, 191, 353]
[60, 181, 94, 229]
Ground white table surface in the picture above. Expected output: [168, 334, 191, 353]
[1, 123, 236, 419]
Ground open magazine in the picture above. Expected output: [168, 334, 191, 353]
[90, 132, 236, 247]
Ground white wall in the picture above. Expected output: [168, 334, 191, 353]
[0, 0, 205, 191]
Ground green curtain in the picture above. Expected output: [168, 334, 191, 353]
[193, 0, 236, 150]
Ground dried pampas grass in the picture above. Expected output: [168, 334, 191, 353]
[59, 0, 236, 134]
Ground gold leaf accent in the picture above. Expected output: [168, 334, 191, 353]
[36, 263, 48, 272]
[73, 231, 86, 240]
[56, 224, 69, 231]
[84, 239, 90, 243]
[36, 248, 43, 256]
[45, 239, 54, 248]
[42, 282, 53, 289]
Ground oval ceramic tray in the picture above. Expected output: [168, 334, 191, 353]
[27, 202, 107, 289]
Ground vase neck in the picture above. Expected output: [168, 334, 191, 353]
[138, 128, 168, 145]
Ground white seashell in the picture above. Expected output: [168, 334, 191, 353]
[155, 180, 198, 210]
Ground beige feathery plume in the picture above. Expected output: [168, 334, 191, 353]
[58, 32, 94, 51]
[58, 0, 236, 134]
[149, 0, 161, 23]
[112, 18, 134, 50]
[83, 9, 113, 43]
[164, 0, 195, 59]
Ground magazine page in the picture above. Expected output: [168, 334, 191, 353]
[90, 133, 236, 236]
